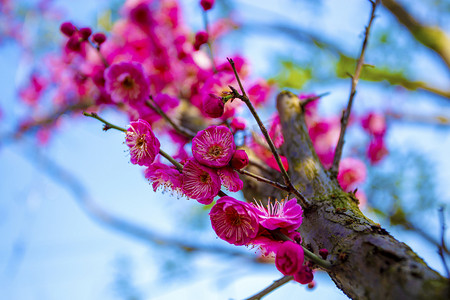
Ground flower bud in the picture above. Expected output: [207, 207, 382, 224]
[79, 27, 92, 40]
[66, 35, 81, 51]
[194, 31, 209, 50]
[294, 265, 314, 284]
[231, 149, 249, 170]
[203, 94, 224, 118]
[60, 22, 76, 37]
[92, 32, 106, 45]
[200, 0, 215, 11]
[319, 248, 329, 259]
[275, 241, 304, 275]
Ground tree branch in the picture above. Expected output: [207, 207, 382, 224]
[330, 0, 379, 177]
[244, 275, 293, 300]
[381, 0, 450, 71]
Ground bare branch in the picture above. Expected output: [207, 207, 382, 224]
[438, 206, 450, 278]
[330, 0, 379, 177]
[244, 275, 293, 300]
[228, 58, 310, 208]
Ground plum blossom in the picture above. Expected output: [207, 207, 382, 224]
[253, 198, 303, 233]
[125, 119, 160, 166]
[337, 157, 367, 192]
[217, 167, 243, 192]
[230, 149, 249, 170]
[105, 61, 149, 105]
[209, 196, 259, 246]
[192, 125, 235, 168]
[144, 162, 182, 193]
[181, 158, 221, 204]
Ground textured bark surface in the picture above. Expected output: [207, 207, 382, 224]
[243, 91, 449, 299]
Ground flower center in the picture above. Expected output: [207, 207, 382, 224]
[208, 145, 223, 158]
[199, 172, 210, 183]
[226, 211, 242, 226]
[136, 135, 145, 148]
[122, 75, 134, 89]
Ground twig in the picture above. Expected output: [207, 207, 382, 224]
[82, 112, 229, 198]
[238, 169, 288, 191]
[438, 206, 450, 278]
[330, 0, 379, 178]
[244, 275, 293, 300]
[145, 98, 195, 138]
[227, 58, 310, 208]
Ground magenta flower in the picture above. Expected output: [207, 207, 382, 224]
[253, 198, 303, 232]
[367, 136, 388, 164]
[181, 158, 221, 204]
[275, 241, 305, 275]
[209, 196, 259, 246]
[105, 62, 149, 105]
[337, 157, 367, 192]
[125, 119, 160, 166]
[361, 112, 386, 137]
[144, 162, 182, 193]
[217, 167, 243, 192]
[192, 125, 236, 168]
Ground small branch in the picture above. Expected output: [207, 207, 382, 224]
[227, 58, 310, 208]
[83, 112, 126, 132]
[238, 169, 288, 191]
[300, 92, 330, 110]
[244, 275, 293, 300]
[438, 206, 450, 278]
[381, 0, 450, 71]
[330, 0, 379, 178]
[159, 149, 183, 172]
[145, 98, 195, 138]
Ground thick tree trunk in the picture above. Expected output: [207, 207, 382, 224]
[243, 91, 449, 299]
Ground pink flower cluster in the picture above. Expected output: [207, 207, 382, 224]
[182, 125, 249, 204]
[209, 196, 312, 284]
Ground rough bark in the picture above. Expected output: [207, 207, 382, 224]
[243, 91, 449, 299]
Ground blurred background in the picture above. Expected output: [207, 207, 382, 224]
[0, 0, 449, 299]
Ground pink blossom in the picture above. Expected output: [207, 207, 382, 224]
[367, 136, 388, 164]
[253, 198, 303, 232]
[181, 158, 221, 204]
[275, 241, 304, 275]
[230, 149, 249, 170]
[105, 61, 149, 105]
[230, 117, 246, 132]
[144, 162, 182, 192]
[268, 114, 284, 148]
[125, 119, 160, 166]
[202, 94, 224, 118]
[192, 125, 236, 168]
[247, 80, 272, 107]
[294, 266, 314, 284]
[307, 117, 340, 168]
[218, 167, 243, 192]
[337, 157, 367, 192]
[209, 196, 259, 246]
[361, 112, 386, 137]
[194, 31, 209, 51]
